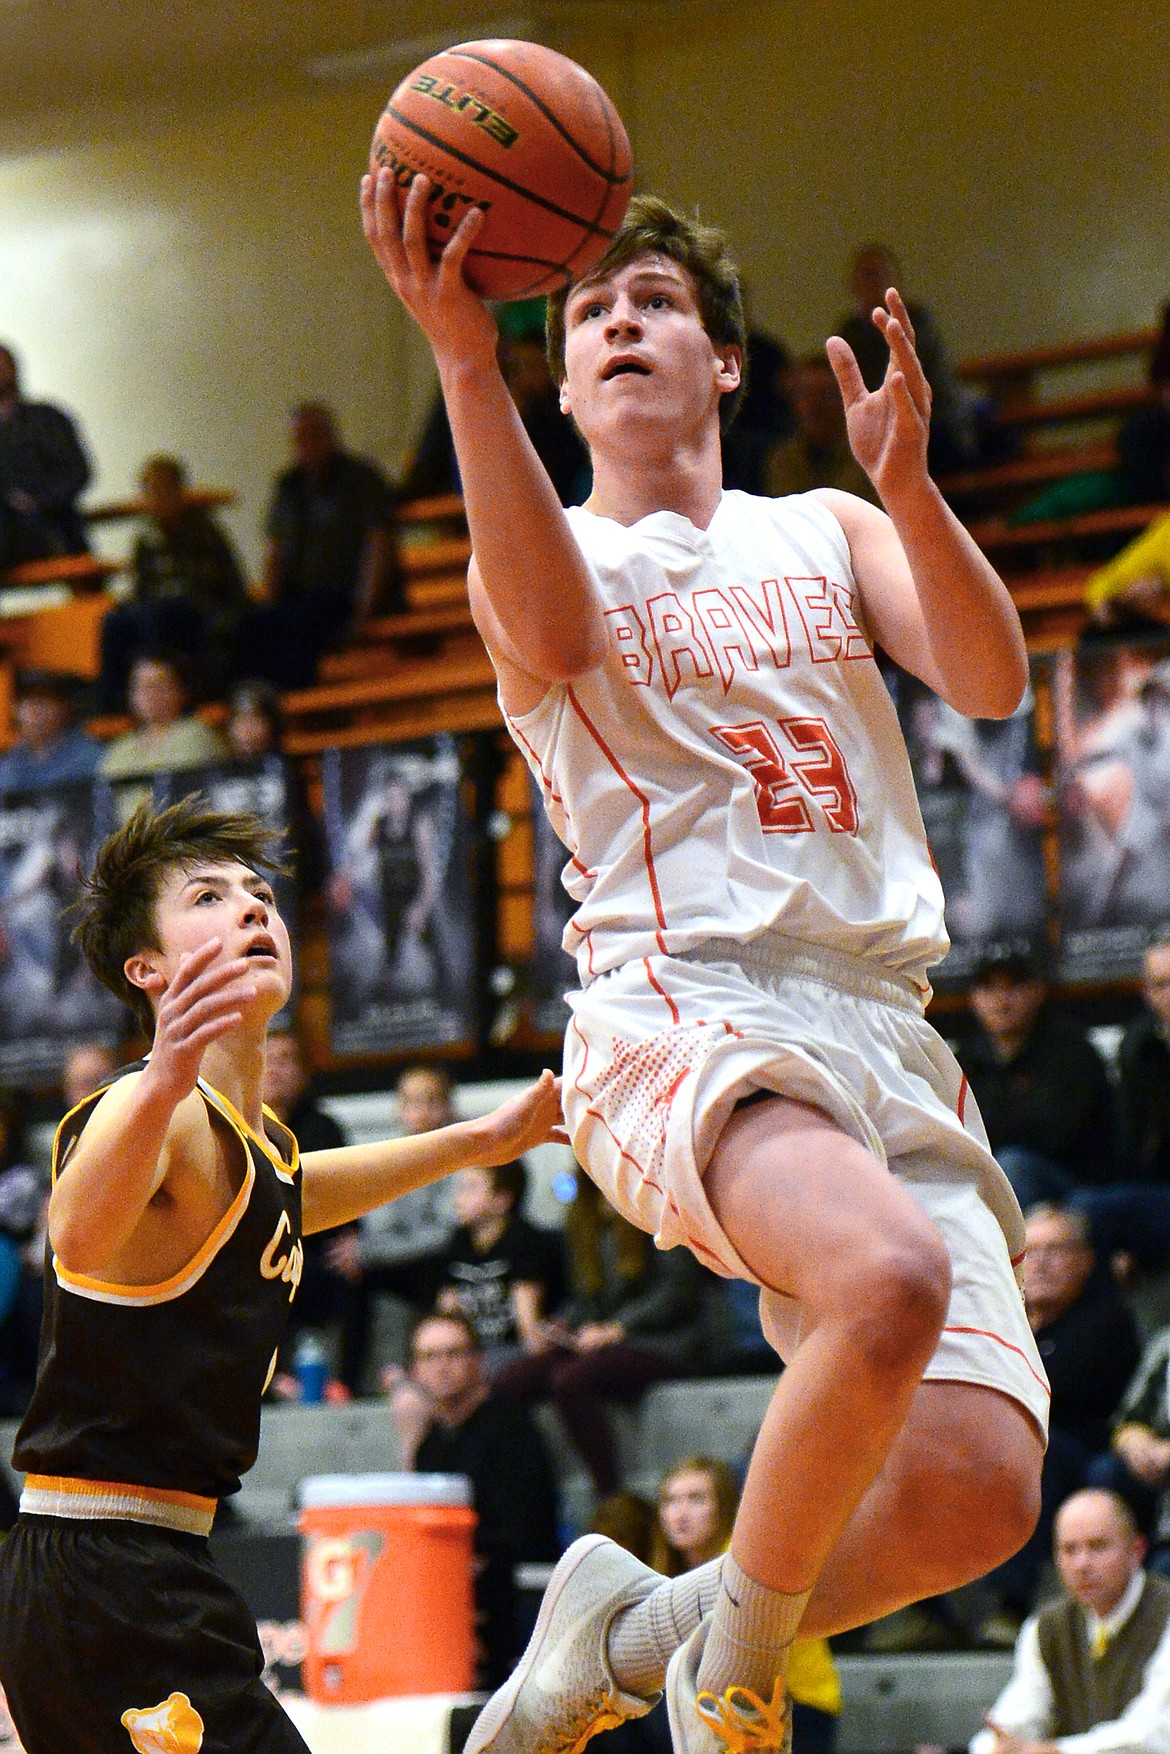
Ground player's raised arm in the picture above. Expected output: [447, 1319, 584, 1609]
[300, 1068, 566, 1234]
[362, 171, 607, 693]
[48, 938, 258, 1274]
[822, 288, 1028, 721]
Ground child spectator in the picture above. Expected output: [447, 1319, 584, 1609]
[0, 669, 100, 795]
[433, 1159, 565, 1373]
[99, 650, 228, 783]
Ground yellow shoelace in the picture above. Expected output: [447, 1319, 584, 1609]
[695, 1679, 791, 1753]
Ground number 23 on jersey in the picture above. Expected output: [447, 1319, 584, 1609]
[712, 717, 858, 834]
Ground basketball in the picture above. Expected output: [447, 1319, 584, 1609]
[370, 39, 633, 302]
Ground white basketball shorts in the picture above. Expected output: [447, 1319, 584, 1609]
[563, 931, 1050, 1437]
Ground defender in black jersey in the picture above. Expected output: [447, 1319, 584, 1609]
[0, 795, 564, 1754]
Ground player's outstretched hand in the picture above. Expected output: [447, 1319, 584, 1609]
[141, 938, 257, 1103]
[825, 288, 932, 501]
[469, 1068, 568, 1165]
[361, 167, 499, 367]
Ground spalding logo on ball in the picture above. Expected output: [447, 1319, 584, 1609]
[370, 39, 633, 301]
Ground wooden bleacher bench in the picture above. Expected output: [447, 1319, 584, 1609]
[938, 440, 1118, 505]
[957, 326, 1157, 392]
[0, 552, 121, 592]
[969, 500, 1165, 556]
[985, 384, 1154, 431]
[395, 491, 465, 526]
[82, 487, 237, 526]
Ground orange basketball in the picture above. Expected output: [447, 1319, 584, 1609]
[370, 39, 633, 301]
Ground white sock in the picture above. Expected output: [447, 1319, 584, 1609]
[695, 1553, 811, 1701]
[606, 1557, 723, 1696]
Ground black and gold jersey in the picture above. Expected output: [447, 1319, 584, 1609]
[13, 1063, 303, 1531]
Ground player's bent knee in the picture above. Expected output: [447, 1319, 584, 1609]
[843, 1232, 951, 1376]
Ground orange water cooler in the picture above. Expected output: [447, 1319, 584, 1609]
[299, 1472, 477, 1703]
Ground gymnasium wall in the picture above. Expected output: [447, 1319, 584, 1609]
[0, 0, 1165, 572]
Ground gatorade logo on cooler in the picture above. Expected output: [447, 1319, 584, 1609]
[305, 1531, 386, 1660]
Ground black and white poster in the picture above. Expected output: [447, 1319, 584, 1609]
[322, 737, 478, 1053]
[1054, 639, 1170, 982]
[894, 664, 1051, 986]
[0, 783, 122, 1078]
[529, 776, 578, 1039]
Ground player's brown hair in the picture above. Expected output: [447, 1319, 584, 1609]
[545, 193, 747, 430]
[73, 794, 285, 1037]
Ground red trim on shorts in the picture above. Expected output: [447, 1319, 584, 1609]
[643, 957, 681, 1025]
[567, 685, 668, 952]
[943, 1324, 1051, 1396]
[569, 918, 597, 975]
[957, 1073, 969, 1125]
[568, 1017, 725, 1268]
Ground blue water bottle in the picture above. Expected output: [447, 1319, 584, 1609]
[294, 1331, 329, 1404]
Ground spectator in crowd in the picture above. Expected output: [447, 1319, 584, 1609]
[1068, 939, 1170, 1276]
[1084, 509, 1170, 635]
[0, 668, 101, 794]
[387, 1309, 560, 1687]
[434, 1158, 565, 1374]
[1115, 299, 1170, 511]
[1087, 1327, 1170, 1562]
[225, 679, 284, 763]
[649, 1457, 841, 1754]
[764, 353, 879, 504]
[956, 949, 1118, 1209]
[243, 402, 401, 688]
[260, 1030, 354, 1401]
[836, 243, 979, 474]
[60, 1039, 118, 1111]
[97, 455, 249, 711]
[492, 1170, 731, 1499]
[982, 1205, 1141, 1640]
[971, 1489, 1170, 1754]
[0, 1091, 45, 1418]
[330, 1063, 458, 1391]
[99, 649, 228, 783]
[722, 324, 795, 495]
[0, 342, 91, 571]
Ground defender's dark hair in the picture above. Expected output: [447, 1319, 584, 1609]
[545, 194, 747, 431]
[73, 794, 285, 1036]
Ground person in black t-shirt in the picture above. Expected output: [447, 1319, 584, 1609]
[435, 1158, 565, 1372]
[389, 1310, 561, 1687]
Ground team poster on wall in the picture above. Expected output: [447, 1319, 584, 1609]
[1053, 639, 1170, 984]
[0, 782, 123, 1079]
[322, 736, 479, 1054]
[893, 662, 1051, 988]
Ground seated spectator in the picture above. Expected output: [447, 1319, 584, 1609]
[764, 354, 879, 503]
[971, 1489, 1170, 1754]
[0, 1090, 45, 1417]
[1087, 1328, 1170, 1559]
[330, 1063, 457, 1392]
[1069, 939, 1170, 1275]
[242, 402, 401, 689]
[835, 244, 979, 473]
[387, 1310, 560, 1687]
[499, 313, 590, 507]
[983, 1204, 1141, 1637]
[651, 1457, 841, 1754]
[225, 679, 283, 763]
[97, 456, 249, 712]
[723, 324, 795, 494]
[0, 342, 91, 571]
[492, 1170, 729, 1500]
[0, 668, 101, 794]
[1115, 299, 1170, 509]
[434, 1158, 566, 1374]
[99, 650, 228, 783]
[261, 1030, 354, 1401]
[956, 948, 1118, 1208]
[60, 1039, 119, 1111]
[1084, 509, 1170, 635]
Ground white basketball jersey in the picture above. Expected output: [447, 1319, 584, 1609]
[506, 490, 949, 993]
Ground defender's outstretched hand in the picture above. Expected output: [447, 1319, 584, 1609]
[470, 1069, 568, 1165]
[825, 288, 932, 501]
[360, 168, 498, 366]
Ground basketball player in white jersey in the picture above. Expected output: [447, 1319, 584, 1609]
[363, 172, 1048, 1754]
